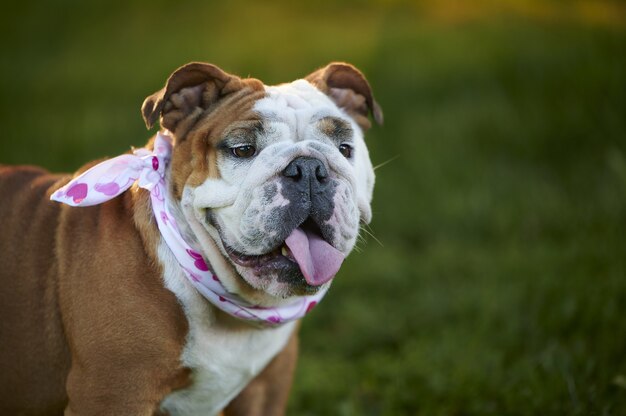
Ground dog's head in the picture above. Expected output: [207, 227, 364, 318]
[142, 62, 382, 305]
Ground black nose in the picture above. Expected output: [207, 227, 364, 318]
[280, 157, 335, 240]
[282, 157, 328, 185]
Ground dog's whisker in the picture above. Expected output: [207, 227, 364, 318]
[373, 155, 399, 171]
[359, 225, 383, 247]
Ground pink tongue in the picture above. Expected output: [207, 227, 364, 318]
[284, 228, 345, 286]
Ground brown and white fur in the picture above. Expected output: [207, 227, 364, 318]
[0, 62, 382, 415]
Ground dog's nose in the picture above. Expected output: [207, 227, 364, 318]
[282, 157, 328, 185]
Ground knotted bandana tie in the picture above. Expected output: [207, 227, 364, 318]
[51, 132, 327, 326]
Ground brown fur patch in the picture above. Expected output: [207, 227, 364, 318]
[168, 80, 267, 197]
[317, 116, 354, 142]
[0, 166, 71, 415]
[0, 165, 190, 415]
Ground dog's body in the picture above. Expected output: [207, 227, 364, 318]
[0, 62, 381, 415]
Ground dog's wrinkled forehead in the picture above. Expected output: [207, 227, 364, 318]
[255, 80, 351, 135]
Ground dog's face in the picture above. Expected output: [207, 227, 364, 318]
[142, 62, 382, 304]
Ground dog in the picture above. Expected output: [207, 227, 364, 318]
[0, 61, 382, 415]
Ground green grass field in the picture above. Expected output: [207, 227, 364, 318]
[1, 1, 625, 414]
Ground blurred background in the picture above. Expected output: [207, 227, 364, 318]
[1, 0, 625, 414]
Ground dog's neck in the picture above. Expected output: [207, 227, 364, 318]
[128, 182, 233, 328]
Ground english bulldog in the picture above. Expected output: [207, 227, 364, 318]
[0, 61, 382, 415]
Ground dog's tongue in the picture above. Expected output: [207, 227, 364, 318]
[284, 227, 344, 286]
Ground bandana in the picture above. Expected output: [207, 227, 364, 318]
[50, 132, 327, 326]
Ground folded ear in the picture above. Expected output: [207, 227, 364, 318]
[142, 62, 243, 133]
[305, 62, 383, 131]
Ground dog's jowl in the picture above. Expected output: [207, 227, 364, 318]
[0, 62, 382, 415]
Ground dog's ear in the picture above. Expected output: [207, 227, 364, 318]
[306, 62, 383, 131]
[142, 62, 243, 133]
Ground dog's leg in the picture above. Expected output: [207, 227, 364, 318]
[223, 331, 299, 416]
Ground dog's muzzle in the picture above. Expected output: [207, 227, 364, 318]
[275, 156, 343, 286]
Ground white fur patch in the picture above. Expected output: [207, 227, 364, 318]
[158, 240, 296, 416]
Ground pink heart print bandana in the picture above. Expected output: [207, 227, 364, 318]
[51, 132, 328, 326]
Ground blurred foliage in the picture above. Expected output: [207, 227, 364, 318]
[1, 0, 625, 414]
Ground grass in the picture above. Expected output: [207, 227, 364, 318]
[1, 1, 625, 414]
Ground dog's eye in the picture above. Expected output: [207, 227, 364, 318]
[231, 145, 256, 159]
[338, 143, 353, 159]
